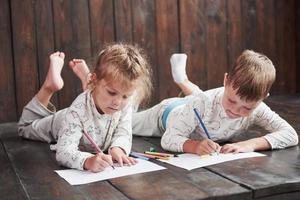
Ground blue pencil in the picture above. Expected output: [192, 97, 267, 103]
[193, 108, 211, 139]
[130, 151, 150, 160]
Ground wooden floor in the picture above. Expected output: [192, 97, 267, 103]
[1, 95, 300, 200]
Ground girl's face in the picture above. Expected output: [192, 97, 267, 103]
[222, 74, 262, 119]
[92, 79, 135, 115]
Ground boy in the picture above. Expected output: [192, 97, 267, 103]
[132, 50, 298, 155]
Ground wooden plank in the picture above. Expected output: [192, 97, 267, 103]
[75, 183, 130, 200]
[35, 0, 58, 106]
[11, 0, 39, 117]
[0, 0, 17, 122]
[179, 0, 208, 90]
[255, 0, 276, 62]
[207, 146, 300, 199]
[297, 0, 300, 93]
[156, 0, 180, 100]
[111, 169, 251, 200]
[241, 0, 257, 50]
[205, 0, 228, 89]
[114, 0, 133, 42]
[226, 0, 243, 70]
[113, 136, 251, 200]
[89, 0, 115, 57]
[52, 0, 91, 109]
[274, 0, 296, 94]
[131, 0, 158, 106]
[255, 191, 300, 200]
[0, 141, 26, 200]
[255, 0, 277, 95]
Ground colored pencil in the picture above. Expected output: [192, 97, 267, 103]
[144, 151, 174, 157]
[82, 130, 115, 169]
[130, 152, 150, 160]
[193, 108, 219, 155]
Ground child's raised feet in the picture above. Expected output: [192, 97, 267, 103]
[170, 53, 188, 83]
[42, 51, 65, 92]
[69, 59, 91, 90]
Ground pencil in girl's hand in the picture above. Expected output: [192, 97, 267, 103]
[82, 130, 102, 153]
[82, 130, 115, 169]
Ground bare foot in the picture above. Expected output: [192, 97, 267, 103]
[69, 59, 91, 90]
[36, 51, 65, 107]
[43, 52, 65, 92]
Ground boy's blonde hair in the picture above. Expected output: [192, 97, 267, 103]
[227, 50, 276, 102]
[92, 43, 153, 106]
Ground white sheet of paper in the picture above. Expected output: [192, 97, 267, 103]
[55, 159, 166, 185]
[160, 152, 266, 170]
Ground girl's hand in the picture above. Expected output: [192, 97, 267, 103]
[220, 143, 254, 154]
[194, 139, 221, 155]
[110, 147, 137, 167]
[84, 153, 114, 172]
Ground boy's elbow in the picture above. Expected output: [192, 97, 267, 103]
[160, 137, 168, 150]
[161, 134, 172, 151]
[290, 129, 299, 146]
[293, 131, 299, 146]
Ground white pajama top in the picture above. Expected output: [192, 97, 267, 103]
[54, 90, 132, 170]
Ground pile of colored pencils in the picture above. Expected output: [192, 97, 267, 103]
[130, 151, 174, 160]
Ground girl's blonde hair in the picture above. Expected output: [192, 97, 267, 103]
[92, 43, 153, 106]
[227, 50, 276, 102]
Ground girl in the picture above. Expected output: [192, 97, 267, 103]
[18, 44, 152, 172]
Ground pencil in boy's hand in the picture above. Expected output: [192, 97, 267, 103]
[193, 108, 211, 139]
[193, 108, 219, 155]
[82, 130, 115, 169]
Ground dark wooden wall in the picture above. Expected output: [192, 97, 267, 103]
[1, 0, 299, 123]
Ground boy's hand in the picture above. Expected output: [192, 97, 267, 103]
[84, 153, 114, 172]
[220, 143, 254, 154]
[184, 139, 220, 155]
[110, 147, 137, 167]
[195, 139, 221, 155]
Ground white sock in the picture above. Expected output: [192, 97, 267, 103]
[170, 53, 187, 83]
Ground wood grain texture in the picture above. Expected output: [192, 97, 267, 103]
[0, 0, 17, 122]
[131, 0, 158, 106]
[274, 0, 296, 94]
[226, 0, 243, 69]
[114, 0, 133, 42]
[180, 0, 208, 89]
[35, 0, 58, 106]
[11, 0, 39, 117]
[297, 0, 300, 93]
[89, 0, 115, 57]
[156, 0, 180, 99]
[205, 0, 228, 88]
[52, 0, 91, 109]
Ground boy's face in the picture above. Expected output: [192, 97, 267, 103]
[222, 74, 262, 118]
[92, 79, 134, 115]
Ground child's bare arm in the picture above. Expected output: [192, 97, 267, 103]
[221, 137, 271, 153]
